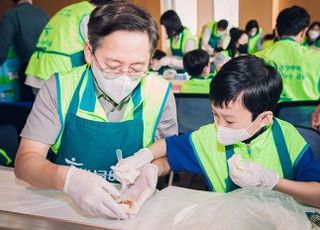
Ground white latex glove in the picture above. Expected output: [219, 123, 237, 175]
[228, 155, 279, 190]
[117, 163, 158, 217]
[113, 148, 154, 184]
[64, 166, 127, 219]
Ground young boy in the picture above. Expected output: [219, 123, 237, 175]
[115, 56, 320, 208]
[180, 49, 214, 94]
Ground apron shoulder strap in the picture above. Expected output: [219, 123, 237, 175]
[271, 119, 294, 179]
[225, 145, 240, 192]
[67, 68, 88, 115]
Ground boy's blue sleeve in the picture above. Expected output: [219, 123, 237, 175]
[165, 133, 203, 174]
[294, 146, 320, 182]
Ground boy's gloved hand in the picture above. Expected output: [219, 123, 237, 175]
[113, 148, 154, 184]
[118, 163, 158, 216]
[228, 155, 279, 190]
[64, 166, 127, 219]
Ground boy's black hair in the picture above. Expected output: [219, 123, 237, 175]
[183, 49, 210, 77]
[160, 10, 184, 38]
[263, 28, 278, 42]
[245, 19, 259, 34]
[152, 49, 166, 60]
[90, 0, 114, 5]
[217, 19, 228, 30]
[210, 56, 282, 120]
[276, 5, 310, 37]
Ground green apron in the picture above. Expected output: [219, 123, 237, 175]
[55, 69, 144, 182]
[223, 119, 293, 192]
[170, 32, 185, 74]
[170, 32, 185, 58]
[208, 23, 220, 49]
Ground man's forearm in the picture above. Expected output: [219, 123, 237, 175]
[14, 139, 69, 190]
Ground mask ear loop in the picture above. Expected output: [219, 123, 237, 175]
[85, 42, 94, 67]
[86, 43, 103, 72]
[257, 111, 274, 129]
[245, 113, 267, 135]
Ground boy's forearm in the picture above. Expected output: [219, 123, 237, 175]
[274, 179, 320, 208]
[149, 139, 167, 159]
[152, 157, 171, 177]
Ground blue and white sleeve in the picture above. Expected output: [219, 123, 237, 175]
[294, 146, 320, 182]
[165, 133, 203, 174]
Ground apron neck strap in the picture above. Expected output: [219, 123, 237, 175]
[131, 82, 143, 120]
[68, 67, 88, 115]
[271, 118, 293, 179]
[79, 69, 96, 112]
[225, 145, 240, 192]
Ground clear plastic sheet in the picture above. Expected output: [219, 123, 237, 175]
[172, 188, 312, 230]
[1, 167, 317, 230]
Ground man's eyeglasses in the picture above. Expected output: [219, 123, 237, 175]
[91, 52, 149, 80]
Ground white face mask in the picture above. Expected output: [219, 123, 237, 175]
[217, 30, 224, 36]
[216, 117, 266, 145]
[91, 61, 142, 104]
[249, 32, 256, 37]
[308, 30, 320, 40]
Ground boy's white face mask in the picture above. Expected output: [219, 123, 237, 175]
[216, 115, 266, 146]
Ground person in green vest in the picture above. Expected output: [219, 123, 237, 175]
[15, 2, 178, 219]
[25, 0, 113, 94]
[214, 28, 249, 70]
[180, 49, 214, 94]
[151, 10, 197, 73]
[255, 6, 320, 101]
[302, 21, 320, 49]
[114, 56, 320, 210]
[199, 19, 229, 56]
[0, 45, 20, 102]
[245, 19, 263, 54]
[150, 49, 167, 75]
[261, 29, 278, 50]
[0, 0, 49, 101]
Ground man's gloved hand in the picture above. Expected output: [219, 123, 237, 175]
[113, 148, 154, 184]
[117, 163, 158, 217]
[64, 166, 127, 219]
[228, 155, 279, 190]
